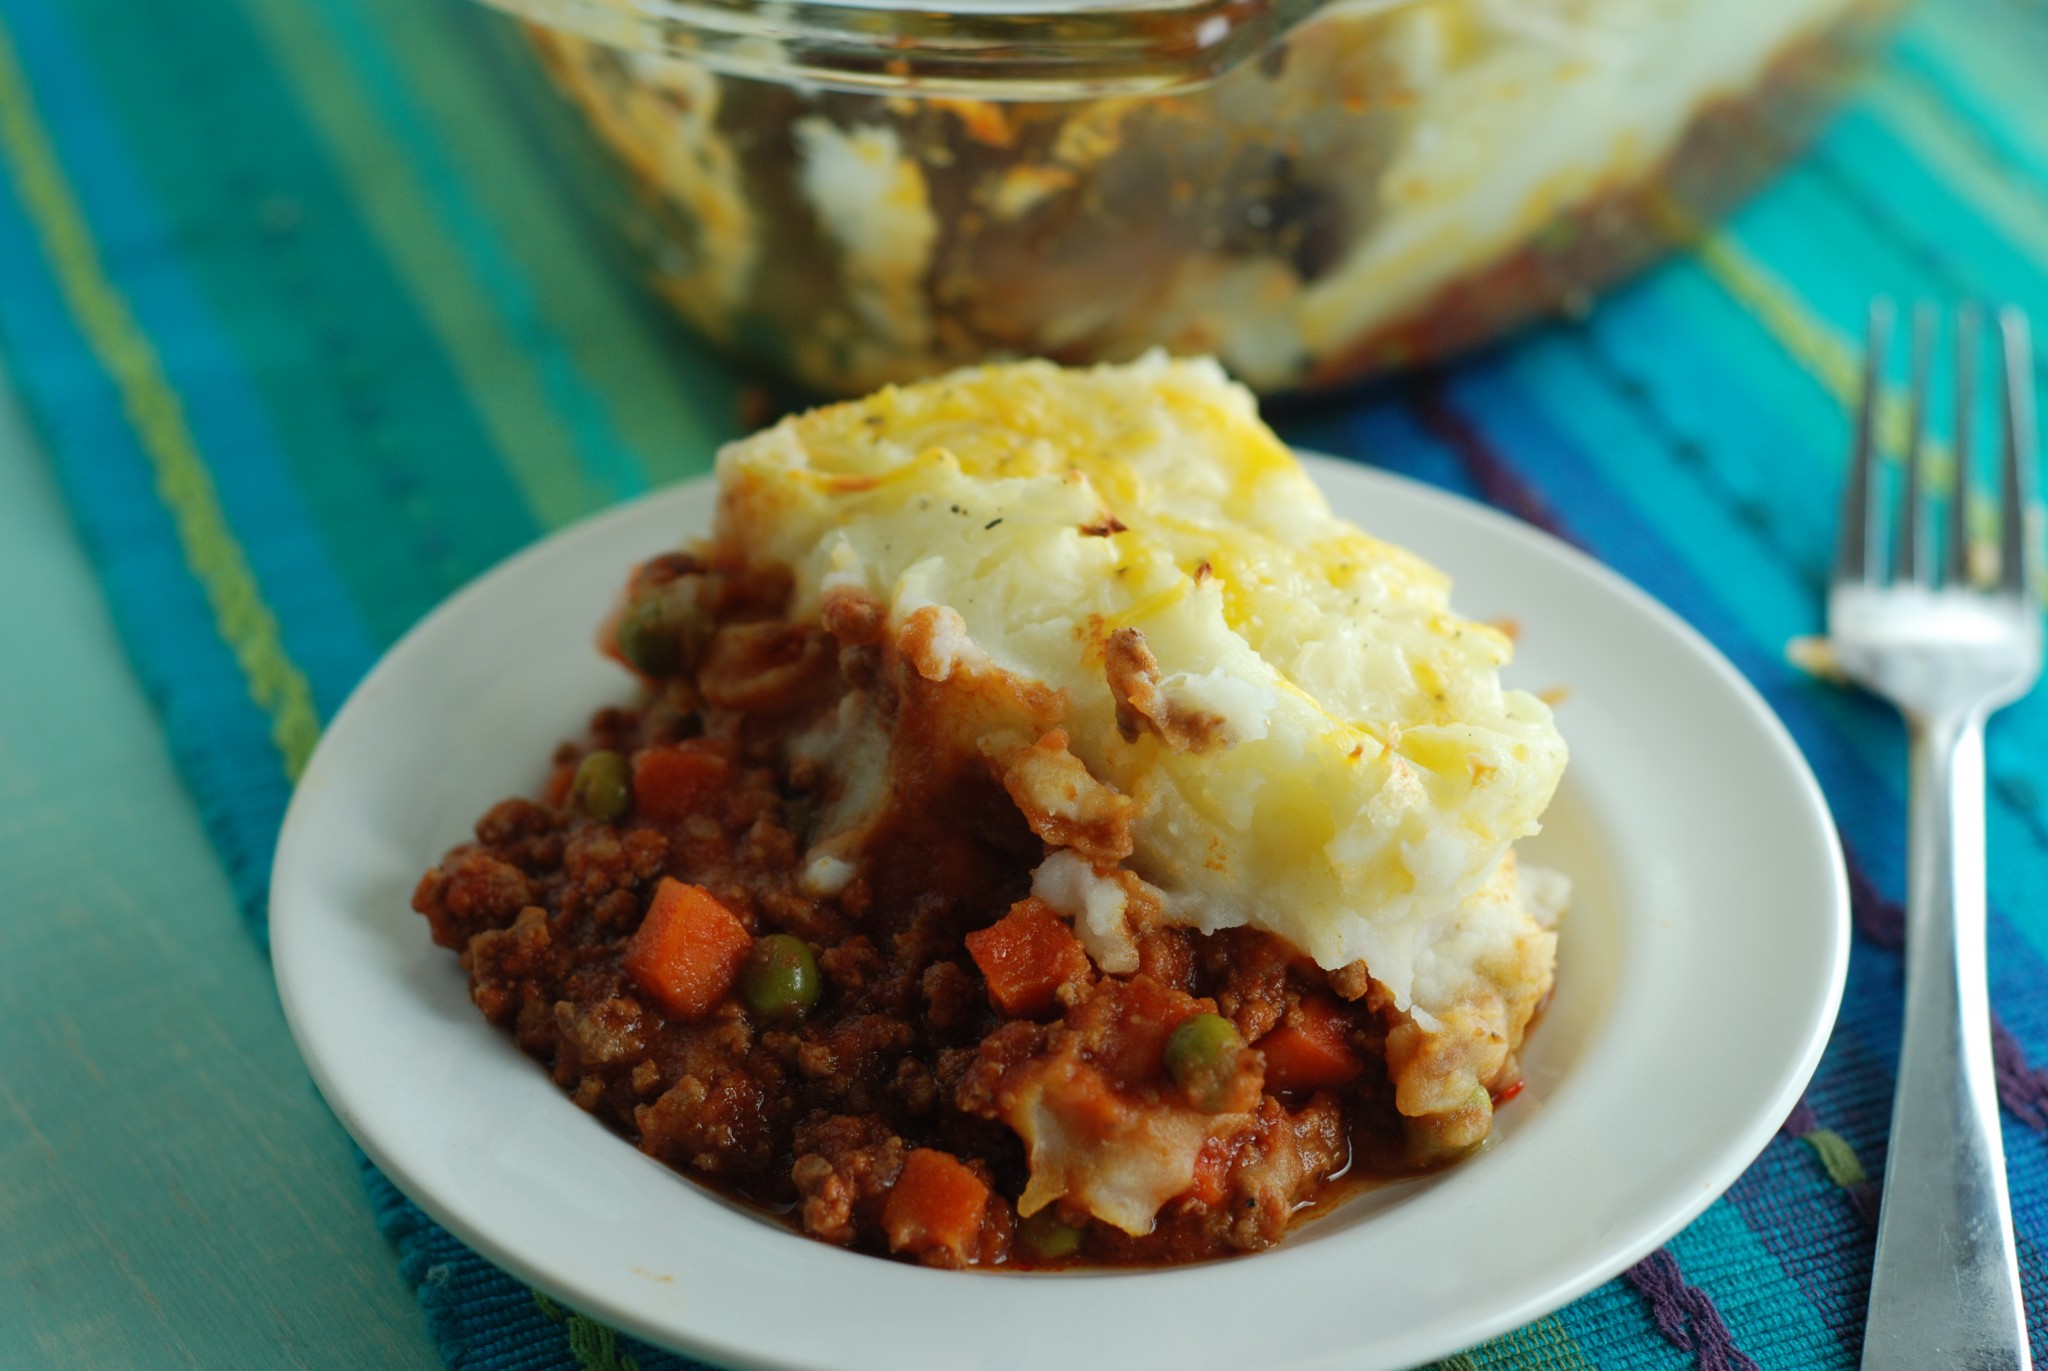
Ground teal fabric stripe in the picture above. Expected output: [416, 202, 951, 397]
[1549, 283, 2048, 982]
[3, 0, 378, 725]
[1581, 267, 1842, 581]
[226, 0, 620, 529]
[1666, 1195, 1845, 1367]
[1877, 49, 2048, 203]
[1480, 336, 1836, 685]
[1854, 69, 2048, 275]
[303, 0, 656, 508]
[1710, 194, 2048, 968]
[1748, 146, 2048, 392]
[377, 0, 745, 487]
[0, 96, 295, 934]
[1805, 925, 2048, 1346]
[2017, 1148, 2048, 1344]
[1726, 1135, 1873, 1357]
[1723, 171, 1929, 333]
[53, 0, 545, 642]
[1547, 1271, 1695, 1371]
[1803, 125, 2048, 377]
[1805, 1026, 1900, 1162]
[364, 1165, 715, 1371]
[1892, 0, 2048, 176]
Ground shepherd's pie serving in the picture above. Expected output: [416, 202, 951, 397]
[414, 355, 1568, 1266]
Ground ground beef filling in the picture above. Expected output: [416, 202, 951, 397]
[413, 561, 1457, 1269]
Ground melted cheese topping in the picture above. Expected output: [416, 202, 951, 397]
[711, 353, 1566, 1008]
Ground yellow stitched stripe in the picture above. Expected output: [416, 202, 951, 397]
[0, 17, 321, 779]
[532, 1291, 645, 1371]
[1801, 1128, 1869, 1188]
[1690, 227, 1958, 480]
[1643, 193, 1953, 473]
[1470, 1314, 1599, 1370]
[1673, 210, 2041, 595]
[1863, 71, 2048, 270]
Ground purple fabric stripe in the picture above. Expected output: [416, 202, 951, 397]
[1841, 842, 2048, 1133]
[1846, 852, 1905, 952]
[1726, 1134, 1875, 1355]
[1624, 1249, 1764, 1371]
[1412, 383, 1586, 551]
[1782, 1105, 1883, 1231]
[1996, 1019, 2048, 1133]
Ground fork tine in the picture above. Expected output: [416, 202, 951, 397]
[1900, 303, 1936, 584]
[1997, 307, 2040, 600]
[1948, 304, 1980, 588]
[1837, 299, 1893, 587]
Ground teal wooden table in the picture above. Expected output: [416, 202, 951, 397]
[0, 374, 438, 1369]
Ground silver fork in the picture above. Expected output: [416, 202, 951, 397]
[1831, 301, 2042, 1371]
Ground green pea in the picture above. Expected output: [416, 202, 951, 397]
[1165, 1013, 1247, 1113]
[568, 750, 630, 823]
[617, 596, 684, 677]
[616, 585, 709, 680]
[739, 934, 821, 1023]
[1019, 1208, 1084, 1260]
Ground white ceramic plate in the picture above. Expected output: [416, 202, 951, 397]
[272, 454, 1847, 1371]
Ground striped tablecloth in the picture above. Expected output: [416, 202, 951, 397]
[4, 0, 2047, 1365]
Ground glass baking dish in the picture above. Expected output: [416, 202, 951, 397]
[480, 0, 1899, 395]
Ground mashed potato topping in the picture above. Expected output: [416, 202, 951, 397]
[711, 353, 1567, 1013]
[418, 353, 1573, 1259]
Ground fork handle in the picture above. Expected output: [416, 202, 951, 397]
[1862, 711, 2032, 1371]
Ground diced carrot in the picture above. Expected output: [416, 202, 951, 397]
[882, 1149, 989, 1264]
[964, 898, 1092, 1019]
[1184, 1134, 1235, 1209]
[1083, 975, 1196, 1084]
[542, 759, 576, 808]
[622, 878, 752, 1021]
[632, 743, 731, 825]
[1257, 992, 1365, 1093]
[595, 596, 630, 670]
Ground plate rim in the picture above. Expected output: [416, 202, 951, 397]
[271, 452, 1850, 1371]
